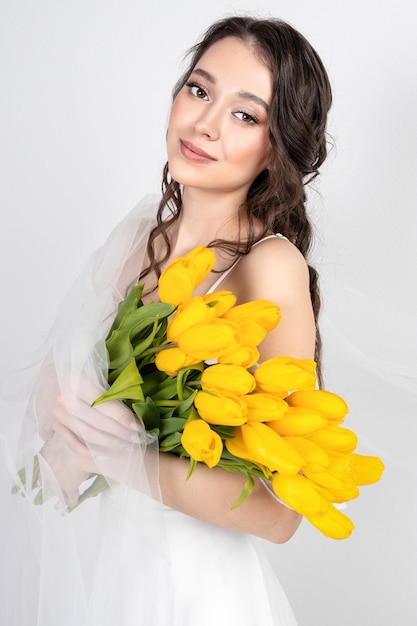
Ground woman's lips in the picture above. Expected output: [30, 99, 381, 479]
[180, 140, 216, 163]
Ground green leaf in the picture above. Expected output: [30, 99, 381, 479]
[125, 302, 175, 340]
[141, 370, 167, 396]
[175, 390, 198, 417]
[132, 317, 160, 359]
[68, 475, 110, 511]
[159, 431, 183, 451]
[230, 474, 255, 509]
[106, 329, 134, 369]
[159, 416, 187, 437]
[186, 457, 197, 480]
[151, 380, 179, 401]
[93, 361, 144, 405]
[131, 397, 160, 431]
[210, 425, 236, 440]
[106, 302, 175, 370]
[107, 285, 144, 335]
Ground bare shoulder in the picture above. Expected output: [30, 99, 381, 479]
[234, 236, 310, 302]
[225, 236, 316, 360]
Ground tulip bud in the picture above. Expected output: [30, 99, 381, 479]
[271, 473, 328, 516]
[350, 453, 385, 485]
[308, 425, 358, 453]
[229, 319, 267, 348]
[178, 319, 241, 361]
[242, 393, 288, 422]
[226, 422, 304, 475]
[201, 364, 256, 396]
[185, 246, 217, 283]
[268, 407, 327, 436]
[218, 345, 260, 368]
[167, 296, 216, 342]
[286, 389, 349, 424]
[224, 300, 281, 332]
[283, 436, 329, 470]
[305, 502, 355, 540]
[254, 357, 317, 395]
[181, 419, 223, 468]
[195, 390, 248, 426]
[155, 346, 201, 376]
[202, 290, 236, 317]
[158, 247, 216, 306]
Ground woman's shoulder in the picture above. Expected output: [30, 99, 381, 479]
[245, 234, 309, 279]
[233, 234, 311, 302]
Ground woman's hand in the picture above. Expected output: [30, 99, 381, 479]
[38, 374, 143, 505]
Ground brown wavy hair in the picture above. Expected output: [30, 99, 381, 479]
[141, 16, 332, 384]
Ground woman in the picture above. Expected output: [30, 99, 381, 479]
[2, 16, 332, 626]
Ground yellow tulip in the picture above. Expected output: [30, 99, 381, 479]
[314, 481, 360, 504]
[350, 453, 385, 486]
[181, 419, 223, 468]
[286, 389, 348, 424]
[303, 466, 351, 491]
[254, 357, 317, 394]
[218, 345, 260, 368]
[194, 390, 248, 426]
[326, 451, 351, 472]
[178, 319, 241, 361]
[271, 473, 328, 516]
[158, 247, 216, 306]
[167, 296, 216, 342]
[226, 422, 304, 475]
[224, 300, 281, 332]
[185, 246, 217, 283]
[155, 346, 201, 376]
[202, 290, 236, 317]
[242, 393, 288, 422]
[201, 364, 256, 396]
[305, 502, 355, 540]
[269, 407, 327, 436]
[283, 436, 329, 470]
[305, 453, 360, 502]
[308, 425, 358, 453]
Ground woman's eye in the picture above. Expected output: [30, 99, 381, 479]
[187, 82, 208, 100]
[235, 111, 258, 124]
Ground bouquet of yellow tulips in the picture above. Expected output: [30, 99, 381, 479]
[92, 246, 384, 540]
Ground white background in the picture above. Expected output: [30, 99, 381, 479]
[1, 1, 416, 624]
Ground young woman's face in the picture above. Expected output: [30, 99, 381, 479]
[167, 37, 272, 199]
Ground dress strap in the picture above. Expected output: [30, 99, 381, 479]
[206, 234, 285, 294]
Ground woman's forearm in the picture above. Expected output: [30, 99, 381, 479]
[155, 451, 302, 543]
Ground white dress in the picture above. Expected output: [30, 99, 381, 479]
[0, 196, 297, 625]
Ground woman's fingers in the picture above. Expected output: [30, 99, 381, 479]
[41, 433, 92, 505]
[53, 393, 142, 451]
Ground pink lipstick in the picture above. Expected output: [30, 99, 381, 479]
[180, 140, 216, 163]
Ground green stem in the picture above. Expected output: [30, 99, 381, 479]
[153, 400, 181, 407]
[139, 341, 178, 359]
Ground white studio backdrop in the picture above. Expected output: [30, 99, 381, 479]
[1, 1, 416, 625]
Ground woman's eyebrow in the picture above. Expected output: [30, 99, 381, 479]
[192, 67, 269, 112]
[237, 90, 269, 112]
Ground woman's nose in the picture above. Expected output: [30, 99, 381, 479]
[194, 106, 221, 140]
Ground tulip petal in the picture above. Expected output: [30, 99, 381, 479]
[286, 389, 349, 424]
[269, 407, 327, 436]
[195, 390, 248, 426]
[201, 364, 256, 396]
[350, 453, 385, 485]
[272, 473, 328, 516]
[254, 356, 317, 394]
[305, 503, 355, 540]
[181, 419, 223, 469]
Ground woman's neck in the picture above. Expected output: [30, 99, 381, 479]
[168, 186, 246, 258]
